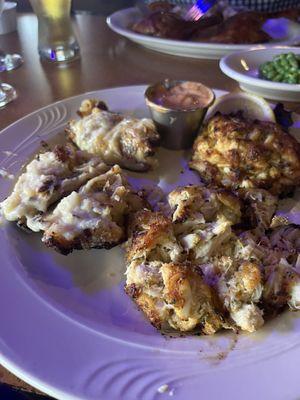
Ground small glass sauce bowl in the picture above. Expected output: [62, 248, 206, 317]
[145, 79, 215, 150]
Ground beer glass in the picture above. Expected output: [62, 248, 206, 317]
[0, 0, 23, 71]
[0, 0, 17, 107]
[30, 0, 80, 62]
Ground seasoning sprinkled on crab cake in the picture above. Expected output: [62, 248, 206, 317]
[124, 183, 299, 334]
[166, 185, 265, 332]
[236, 224, 300, 313]
[167, 185, 241, 263]
[236, 188, 278, 230]
[125, 210, 225, 334]
[190, 113, 300, 195]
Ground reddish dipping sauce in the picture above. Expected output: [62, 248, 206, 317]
[154, 81, 214, 110]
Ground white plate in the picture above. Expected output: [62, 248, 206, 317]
[107, 8, 300, 60]
[0, 85, 300, 400]
[220, 47, 300, 101]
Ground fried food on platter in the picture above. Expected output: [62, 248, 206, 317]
[67, 99, 160, 172]
[42, 165, 146, 255]
[0, 144, 108, 231]
[236, 188, 278, 230]
[166, 185, 264, 332]
[124, 185, 300, 334]
[235, 225, 300, 312]
[131, 10, 223, 40]
[167, 185, 241, 262]
[192, 12, 270, 44]
[126, 260, 225, 334]
[198, 224, 300, 332]
[125, 210, 225, 333]
[200, 258, 264, 332]
[190, 113, 300, 195]
[168, 185, 241, 225]
[131, 7, 299, 44]
[126, 209, 184, 265]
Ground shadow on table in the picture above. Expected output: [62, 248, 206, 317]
[0, 383, 53, 399]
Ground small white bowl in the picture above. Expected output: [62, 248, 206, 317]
[220, 47, 300, 102]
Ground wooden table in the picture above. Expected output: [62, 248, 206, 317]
[0, 12, 299, 399]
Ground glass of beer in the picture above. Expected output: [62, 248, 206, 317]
[29, 0, 80, 62]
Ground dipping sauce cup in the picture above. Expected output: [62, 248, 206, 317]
[145, 80, 215, 150]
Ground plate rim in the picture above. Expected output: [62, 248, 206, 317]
[0, 83, 151, 133]
[0, 85, 300, 400]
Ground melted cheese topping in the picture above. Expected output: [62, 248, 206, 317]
[44, 191, 120, 241]
[68, 109, 122, 156]
[68, 107, 159, 171]
[42, 165, 144, 251]
[1, 147, 107, 228]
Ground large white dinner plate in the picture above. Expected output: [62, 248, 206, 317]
[220, 47, 300, 101]
[107, 7, 300, 60]
[0, 85, 300, 400]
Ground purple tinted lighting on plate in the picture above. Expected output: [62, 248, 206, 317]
[0, 86, 299, 400]
[262, 18, 289, 39]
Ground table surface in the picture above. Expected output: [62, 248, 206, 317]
[0, 12, 299, 399]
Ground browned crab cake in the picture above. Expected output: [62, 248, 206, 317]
[126, 261, 224, 333]
[201, 258, 264, 332]
[235, 225, 300, 313]
[167, 185, 241, 263]
[125, 210, 224, 333]
[236, 188, 278, 230]
[126, 210, 184, 265]
[190, 113, 300, 195]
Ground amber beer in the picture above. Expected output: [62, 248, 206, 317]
[30, 0, 80, 62]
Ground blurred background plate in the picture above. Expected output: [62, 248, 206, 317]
[107, 8, 300, 60]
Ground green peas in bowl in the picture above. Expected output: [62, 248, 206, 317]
[259, 53, 300, 84]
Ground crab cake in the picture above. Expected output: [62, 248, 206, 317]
[201, 258, 264, 332]
[190, 113, 300, 195]
[125, 210, 224, 333]
[167, 185, 241, 262]
[236, 188, 278, 230]
[236, 225, 300, 312]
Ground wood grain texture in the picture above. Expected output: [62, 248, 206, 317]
[0, 12, 299, 397]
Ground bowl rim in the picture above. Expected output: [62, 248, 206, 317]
[144, 79, 215, 113]
[220, 46, 300, 92]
